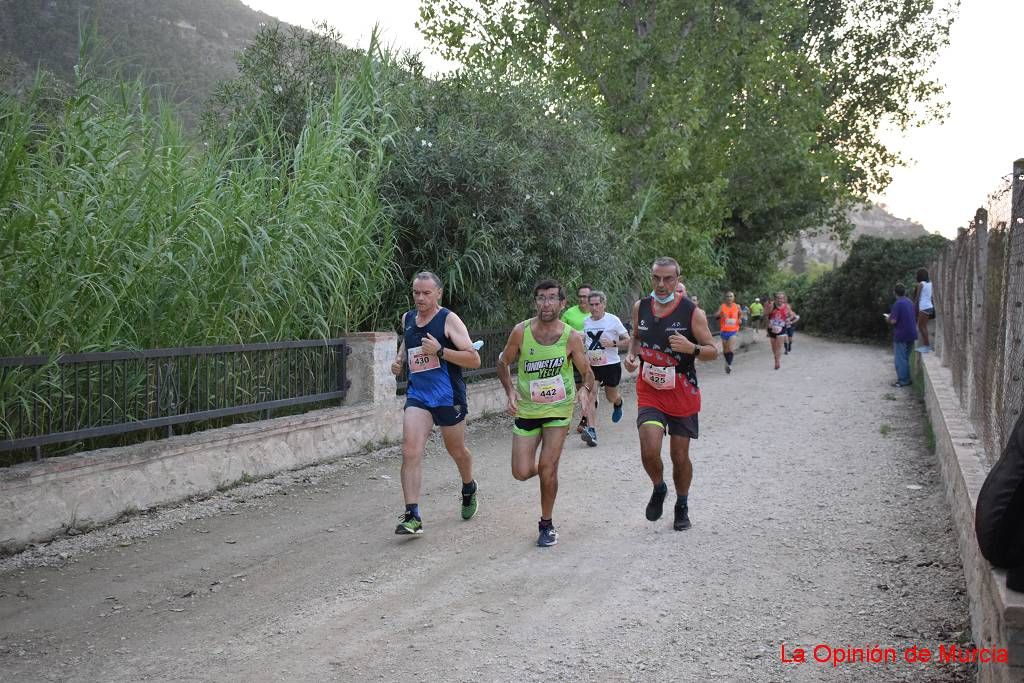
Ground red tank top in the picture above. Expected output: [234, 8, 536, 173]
[636, 296, 701, 417]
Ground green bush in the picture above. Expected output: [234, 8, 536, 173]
[381, 74, 625, 326]
[796, 234, 948, 339]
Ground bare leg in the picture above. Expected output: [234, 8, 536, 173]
[537, 427, 568, 519]
[668, 435, 692, 496]
[770, 336, 783, 368]
[440, 422, 473, 484]
[639, 424, 666, 485]
[917, 311, 931, 347]
[511, 432, 542, 481]
[400, 407, 434, 505]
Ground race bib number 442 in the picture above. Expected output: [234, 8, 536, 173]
[408, 345, 441, 373]
[642, 364, 676, 390]
[529, 376, 568, 403]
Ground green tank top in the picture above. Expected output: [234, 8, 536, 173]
[516, 319, 576, 419]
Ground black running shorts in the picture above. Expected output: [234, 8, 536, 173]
[592, 363, 622, 388]
[404, 398, 467, 427]
[636, 406, 698, 439]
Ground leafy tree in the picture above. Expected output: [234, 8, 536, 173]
[203, 23, 627, 327]
[418, 0, 956, 290]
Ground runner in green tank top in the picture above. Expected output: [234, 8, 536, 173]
[497, 278, 595, 548]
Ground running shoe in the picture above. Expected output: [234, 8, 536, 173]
[725, 365, 732, 374]
[581, 426, 597, 447]
[646, 484, 668, 521]
[394, 512, 423, 535]
[916, 345, 932, 353]
[461, 488, 479, 520]
[537, 523, 558, 547]
[611, 401, 623, 423]
[576, 417, 588, 434]
[673, 505, 691, 531]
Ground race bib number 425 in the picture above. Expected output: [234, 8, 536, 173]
[642, 364, 676, 390]
[529, 376, 567, 403]
[408, 346, 441, 373]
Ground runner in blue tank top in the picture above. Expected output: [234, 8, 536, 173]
[390, 272, 481, 536]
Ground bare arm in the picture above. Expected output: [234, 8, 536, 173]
[623, 300, 641, 372]
[496, 323, 524, 415]
[440, 311, 481, 369]
[569, 332, 596, 390]
[667, 308, 719, 362]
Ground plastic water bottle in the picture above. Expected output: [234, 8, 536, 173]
[472, 340, 485, 350]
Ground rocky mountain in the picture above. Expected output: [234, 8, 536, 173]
[0, 0, 282, 126]
[785, 204, 929, 271]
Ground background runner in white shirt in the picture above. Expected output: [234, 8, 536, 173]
[581, 290, 631, 444]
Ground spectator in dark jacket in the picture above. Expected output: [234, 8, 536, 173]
[886, 283, 917, 387]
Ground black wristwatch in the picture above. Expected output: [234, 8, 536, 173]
[436, 347, 445, 359]
[691, 344, 701, 359]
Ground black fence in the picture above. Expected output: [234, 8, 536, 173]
[0, 339, 350, 461]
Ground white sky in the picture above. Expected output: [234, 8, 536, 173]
[241, 0, 1023, 238]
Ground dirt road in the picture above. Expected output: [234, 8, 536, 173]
[0, 335, 973, 681]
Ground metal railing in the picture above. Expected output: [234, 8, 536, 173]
[0, 339, 351, 460]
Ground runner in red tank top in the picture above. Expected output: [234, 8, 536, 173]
[765, 291, 791, 370]
[623, 257, 718, 531]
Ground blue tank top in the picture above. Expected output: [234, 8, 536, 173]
[403, 308, 466, 408]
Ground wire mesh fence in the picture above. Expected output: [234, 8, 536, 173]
[932, 158, 1024, 464]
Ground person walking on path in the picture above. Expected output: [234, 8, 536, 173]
[781, 293, 800, 355]
[581, 290, 631, 445]
[390, 272, 482, 536]
[713, 291, 741, 374]
[749, 297, 764, 334]
[764, 292, 793, 370]
[623, 257, 718, 531]
[497, 278, 596, 547]
[886, 283, 917, 387]
[914, 268, 935, 352]
[561, 284, 592, 434]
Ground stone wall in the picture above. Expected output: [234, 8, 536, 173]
[919, 353, 1024, 682]
[0, 332, 507, 553]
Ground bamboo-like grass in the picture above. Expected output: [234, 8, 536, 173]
[0, 50, 402, 452]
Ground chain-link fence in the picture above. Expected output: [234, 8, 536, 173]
[932, 158, 1024, 464]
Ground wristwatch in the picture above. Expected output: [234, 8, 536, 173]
[436, 347, 445, 359]
[691, 344, 701, 359]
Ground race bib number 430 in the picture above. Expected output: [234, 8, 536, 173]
[642, 364, 676, 390]
[529, 376, 568, 403]
[408, 346, 441, 373]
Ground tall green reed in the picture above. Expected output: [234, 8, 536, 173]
[0, 48, 399, 359]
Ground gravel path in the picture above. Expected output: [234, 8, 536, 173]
[0, 334, 973, 681]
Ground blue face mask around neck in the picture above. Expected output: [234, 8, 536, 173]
[650, 290, 675, 305]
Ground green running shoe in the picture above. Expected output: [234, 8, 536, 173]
[395, 512, 423, 535]
[461, 489, 479, 520]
